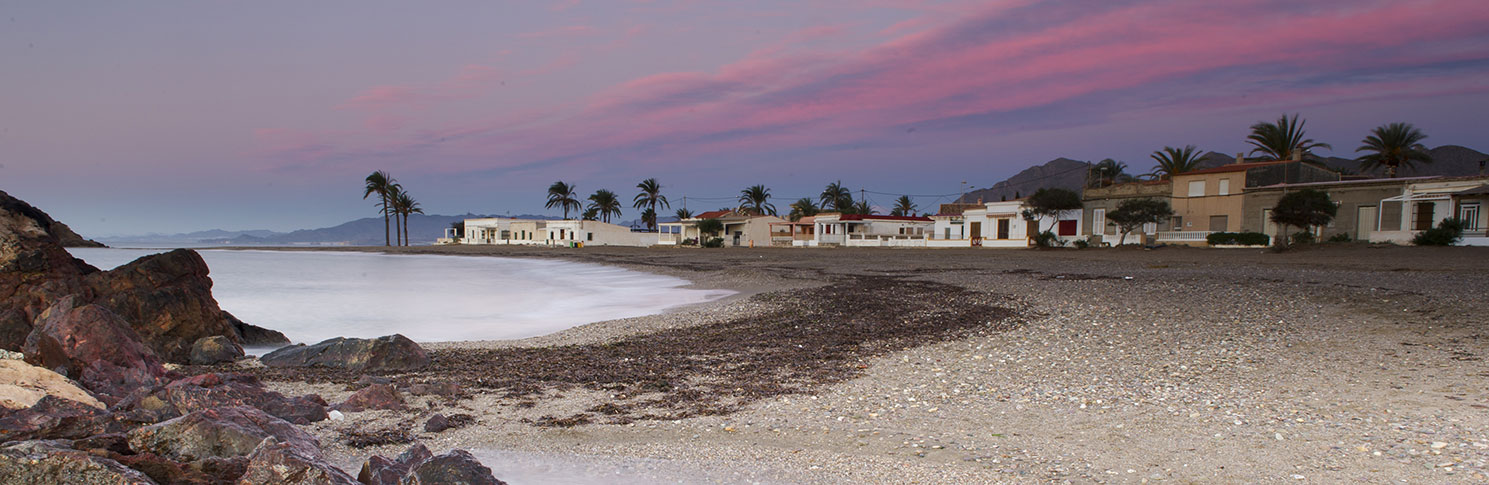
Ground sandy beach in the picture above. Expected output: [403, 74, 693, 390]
[242, 244, 1489, 483]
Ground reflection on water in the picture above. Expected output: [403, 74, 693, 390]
[67, 248, 732, 345]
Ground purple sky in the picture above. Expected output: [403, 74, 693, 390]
[6, 0, 1489, 236]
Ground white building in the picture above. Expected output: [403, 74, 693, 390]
[658, 210, 785, 247]
[812, 214, 933, 247]
[1371, 176, 1489, 246]
[444, 218, 656, 247]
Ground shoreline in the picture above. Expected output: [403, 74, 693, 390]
[213, 244, 1489, 482]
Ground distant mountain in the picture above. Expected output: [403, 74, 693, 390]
[957, 157, 1091, 203]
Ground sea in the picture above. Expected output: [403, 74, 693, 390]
[66, 247, 734, 349]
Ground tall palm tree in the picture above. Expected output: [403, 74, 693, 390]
[787, 198, 818, 221]
[581, 207, 599, 221]
[890, 195, 917, 216]
[1090, 159, 1128, 187]
[362, 171, 395, 246]
[1148, 145, 1206, 179]
[632, 178, 670, 229]
[738, 185, 776, 216]
[1246, 114, 1331, 161]
[640, 208, 657, 230]
[675, 208, 694, 220]
[851, 199, 874, 215]
[546, 181, 581, 220]
[586, 189, 623, 223]
[1356, 122, 1431, 178]
[820, 181, 853, 212]
[393, 190, 422, 246]
[385, 183, 405, 246]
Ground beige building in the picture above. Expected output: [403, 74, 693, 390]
[1243, 177, 1434, 242]
[1081, 180, 1171, 246]
[1165, 157, 1339, 245]
[658, 210, 786, 247]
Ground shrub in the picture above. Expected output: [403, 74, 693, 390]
[681, 238, 698, 246]
[1206, 232, 1270, 246]
[1270, 189, 1337, 248]
[702, 237, 725, 248]
[1073, 239, 1090, 249]
[1290, 231, 1315, 245]
[1031, 230, 1063, 248]
[1412, 218, 1464, 246]
[1327, 232, 1351, 243]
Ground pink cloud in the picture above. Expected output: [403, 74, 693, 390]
[515, 25, 597, 39]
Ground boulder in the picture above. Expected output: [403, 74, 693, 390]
[260, 335, 429, 373]
[110, 452, 215, 485]
[229, 313, 290, 347]
[85, 249, 243, 363]
[0, 357, 104, 410]
[238, 437, 358, 485]
[0, 190, 101, 350]
[357, 442, 432, 485]
[127, 405, 323, 462]
[116, 372, 326, 425]
[423, 413, 474, 433]
[71, 433, 133, 456]
[0, 395, 123, 441]
[0, 439, 155, 485]
[335, 383, 405, 412]
[407, 449, 505, 485]
[190, 335, 244, 365]
[22, 297, 169, 402]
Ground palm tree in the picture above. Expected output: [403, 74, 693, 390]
[581, 207, 599, 221]
[632, 178, 670, 229]
[851, 200, 874, 215]
[1246, 114, 1331, 161]
[890, 195, 917, 216]
[546, 181, 581, 220]
[787, 198, 818, 221]
[587, 189, 623, 223]
[737, 185, 776, 216]
[393, 190, 422, 246]
[1356, 122, 1431, 178]
[640, 208, 657, 230]
[820, 181, 853, 212]
[385, 183, 405, 246]
[1148, 145, 1206, 179]
[1090, 159, 1128, 187]
[675, 208, 694, 220]
[362, 171, 395, 246]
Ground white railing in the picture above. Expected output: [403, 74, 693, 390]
[1156, 231, 1214, 242]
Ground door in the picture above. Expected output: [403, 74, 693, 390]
[969, 221, 982, 239]
[1208, 215, 1228, 232]
[996, 219, 1010, 239]
[1413, 202, 1435, 230]
[1356, 205, 1377, 240]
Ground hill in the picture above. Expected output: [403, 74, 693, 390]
[956, 158, 1091, 203]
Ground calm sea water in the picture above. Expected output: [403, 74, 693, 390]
[67, 248, 732, 346]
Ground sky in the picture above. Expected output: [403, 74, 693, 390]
[4, 0, 1489, 236]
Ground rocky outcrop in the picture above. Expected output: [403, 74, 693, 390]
[85, 249, 246, 363]
[229, 313, 290, 347]
[358, 442, 432, 485]
[0, 396, 124, 441]
[116, 372, 327, 425]
[0, 440, 155, 485]
[335, 383, 405, 412]
[260, 335, 430, 373]
[0, 192, 98, 351]
[239, 436, 359, 485]
[126, 405, 323, 462]
[0, 358, 104, 410]
[22, 297, 169, 403]
[0, 190, 105, 249]
[358, 443, 505, 485]
[189, 335, 244, 365]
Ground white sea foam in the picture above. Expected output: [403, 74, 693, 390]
[67, 248, 732, 346]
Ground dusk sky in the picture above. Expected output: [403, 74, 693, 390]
[5, 1, 1489, 236]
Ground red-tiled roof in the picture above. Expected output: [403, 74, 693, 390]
[834, 214, 932, 222]
[1176, 160, 1288, 176]
[694, 210, 732, 219]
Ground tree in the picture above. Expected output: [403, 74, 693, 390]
[392, 189, 422, 246]
[890, 195, 917, 216]
[787, 198, 818, 221]
[362, 171, 395, 246]
[1148, 145, 1205, 180]
[385, 183, 405, 246]
[587, 189, 622, 223]
[696, 218, 724, 238]
[675, 208, 694, 220]
[546, 181, 581, 220]
[1020, 188, 1082, 245]
[639, 208, 657, 230]
[1356, 122, 1432, 178]
[1089, 159, 1128, 187]
[1106, 198, 1173, 246]
[738, 185, 776, 216]
[820, 181, 853, 212]
[632, 178, 670, 229]
[1246, 114, 1331, 161]
[581, 207, 599, 221]
[1270, 189, 1337, 248]
[851, 199, 873, 215]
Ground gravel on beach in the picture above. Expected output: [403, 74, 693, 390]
[252, 244, 1489, 484]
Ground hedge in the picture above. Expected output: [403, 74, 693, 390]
[1206, 232, 1271, 246]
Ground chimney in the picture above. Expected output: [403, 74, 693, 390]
[1235, 153, 1244, 164]
[1291, 150, 1302, 162]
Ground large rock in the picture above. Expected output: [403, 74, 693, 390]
[0, 395, 123, 441]
[0, 440, 155, 485]
[127, 405, 323, 462]
[190, 335, 245, 365]
[22, 297, 169, 402]
[357, 442, 432, 485]
[0, 189, 105, 249]
[260, 335, 430, 373]
[238, 436, 358, 485]
[229, 313, 291, 347]
[0, 357, 104, 410]
[358, 443, 505, 485]
[0, 191, 99, 350]
[335, 383, 405, 412]
[85, 249, 244, 363]
[116, 372, 326, 425]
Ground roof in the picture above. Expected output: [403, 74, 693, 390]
[1456, 184, 1489, 196]
[1250, 175, 1441, 191]
[833, 214, 932, 222]
[935, 203, 982, 216]
[1176, 160, 1290, 176]
[693, 210, 732, 219]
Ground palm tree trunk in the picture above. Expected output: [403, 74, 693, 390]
[403, 213, 409, 246]
[394, 209, 402, 246]
[382, 194, 390, 246]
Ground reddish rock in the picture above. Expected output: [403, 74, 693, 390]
[423, 413, 474, 433]
[84, 249, 244, 363]
[110, 451, 215, 485]
[127, 405, 324, 462]
[407, 449, 505, 485]
[0, 395, 124, 442]
[357, 442, 432, 485]
[189, 335, 244, 365]
[335, 383, 405, 412]
[71, 433, 133, 456]
[0, 439, 155, 485]
[116, 373, 327, 425]
[22, 297, 169, 402]
[260, 334, 430, 373]
[0, 190, 99, 350]
[239, 437, 358, 485]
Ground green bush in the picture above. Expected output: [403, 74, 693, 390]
[1073, 239, 1090, 249]
[1327, 233, 1351, 243]
[701, 237, 725, 248]
[1290, 231, 1315, 245]
[1412, 218, 1464, 246]
[1206, 232, 1271, 246]
[1031, 230, 1063, 248]
[681, 238, 698, 246]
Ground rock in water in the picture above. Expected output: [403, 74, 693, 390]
[229, 313, 290, 347]
[336, 383, 405, 412]
[126, 405, 324, 462]
[260, 335, 430, 372]
[239, 437, 359, 485]
[0, 358, 105, 410]
[84, 249, 243, 363]
[0, 440, 155, 485]
[190, 335, 244, 365]
[22, 297, 169, 403]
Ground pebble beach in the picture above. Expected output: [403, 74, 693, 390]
[255, 244, 1489, 483]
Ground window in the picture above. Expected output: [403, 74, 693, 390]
[1172, 216, 1183, 230]
[1142, 222, 1157, 234]
[588, 233, 593, 241]
[1461, 203, 1482, 231]
[1218, 179, 1230, 196]
[1092, 208, 1106, 235]
[1209, 215, 1228, 232]
[1413, 202, 1435, 231]
[1187, 180, 1205, 197]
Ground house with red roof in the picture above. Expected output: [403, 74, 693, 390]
[812, 213, 934, 247]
